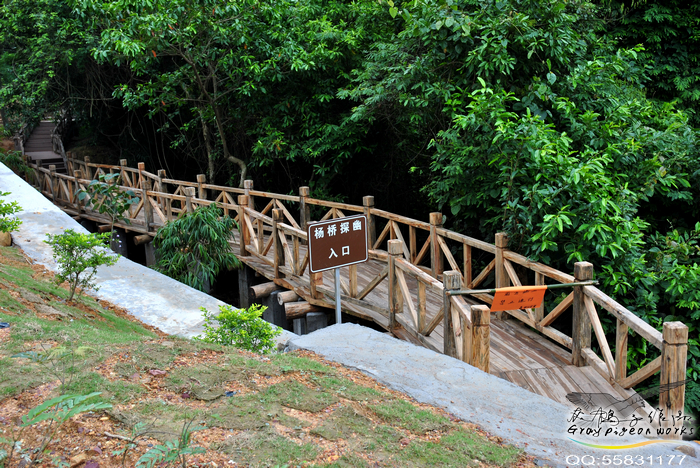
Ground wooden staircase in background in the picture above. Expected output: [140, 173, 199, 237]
[23, 121, 66, 174]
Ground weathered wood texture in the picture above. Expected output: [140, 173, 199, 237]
[27, 158, 687, 414]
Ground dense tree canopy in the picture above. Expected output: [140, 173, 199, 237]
[1, 0, 698, 417]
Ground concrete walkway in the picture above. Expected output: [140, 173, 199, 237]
[289, 324, 698, 467]
[0, 163, 295, 344]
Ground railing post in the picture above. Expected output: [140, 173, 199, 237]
[349, 265, 358, 298]
[494, 232, 510, 320]
[272, 209, 284, 278]
[73, 170, 83, 215]
[244, 179, 254, 211]
[84, 156, 92, 180]
[184, 187, 195, 213]
[157, 169, 167, 193]
[660, 322, 688, 439]
[49, 165, 57, 204]
[442, 270, 461, 357]
[142, 180, 154, 232]
[430, 212, 443, 278]
[156, 169, 168, 220]
[66, 151, 73, 175]
[534, 272, 545, 325]
[615, 319, 628, 383]
[388, 239, 402, 331]
[119, 159, 128, 185]
[237, 195, 249, 257]
[471, 305, 491, 373]
[363, 196, 376, 248]
[310, 272, 323, 300]
[572, 261, 593, 366]
[299, 186, 311, 244]
[197, 174, 207, 200]
[137, 162, 145, 188]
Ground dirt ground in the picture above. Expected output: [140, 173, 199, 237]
[0, 243, 536, 468]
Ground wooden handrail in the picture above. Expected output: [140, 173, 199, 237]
[25, 158, 688, 412]
[583, 285, 663, 349]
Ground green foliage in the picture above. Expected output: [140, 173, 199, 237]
[77, 173, 140, 231]
[197, 304, 281, 354]
[0, 151, 28, 177]
[153, 203, 240, 292]
[12, 345, 93, 387]
[45, 229, 119, 301]
[0, 192, 21, 233]
[136, 419, 205, 468]
[0, 392, 111, 466]
[81, 0, 387, 189]
[3, 0, 700, 420]
[603, 1, 700, 123]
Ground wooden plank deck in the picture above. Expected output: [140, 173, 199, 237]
[226, 229, 641, 411]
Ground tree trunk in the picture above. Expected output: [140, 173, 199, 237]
[212, 103, 247, 187]
[199, 110, 215, 182]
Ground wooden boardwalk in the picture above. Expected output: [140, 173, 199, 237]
[21, 156, 689, 433]
[229, 229, 643, 411]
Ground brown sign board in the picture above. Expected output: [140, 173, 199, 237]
[308, 215, 368, 273]
[490, 285, 546, 312]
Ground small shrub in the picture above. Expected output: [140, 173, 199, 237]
[45, 229, 119, 302]
[197, 304, 281, 353]
[0, 192, 21, 233]
[0, 151, 28, 177]
[76, 173, 140, 234]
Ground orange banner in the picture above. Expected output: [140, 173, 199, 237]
[490, 285, 547, 312]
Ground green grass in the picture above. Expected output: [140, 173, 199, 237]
[0, 244, 526, 467]
[370, 399, 452, 434]
[310, 405, 374, 441]
[399, 429, 523, 467]
[315, 375, 385, 402]
[266, 380, 338, 413]
[61, 372, 145, 403]
[212, 428, 319, 467]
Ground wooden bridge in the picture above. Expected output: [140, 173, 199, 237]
[20, 153, 689, 438]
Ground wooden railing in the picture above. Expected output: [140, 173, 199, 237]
[12, 120, 37, 155]
[24, 156, 689, 437]
[51, 110, 71, 162]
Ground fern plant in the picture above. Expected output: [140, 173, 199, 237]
[136, 419, 205, 468]
[0, 393, 111, 466]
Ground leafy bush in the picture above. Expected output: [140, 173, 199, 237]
[153, 203, 240, 292]
[197, 304, 281, 353]
[0, 192, 21, 233]
[76, 173, 140, 233]
[0, 151, 28, 177]
[45, 229, 119, 302]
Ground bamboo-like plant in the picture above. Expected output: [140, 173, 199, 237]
[153, 203, 240, 292]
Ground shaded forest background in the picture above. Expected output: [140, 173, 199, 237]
[1, 0, 699, 420]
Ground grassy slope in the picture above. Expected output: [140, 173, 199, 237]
[0, 245, 533, 467]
